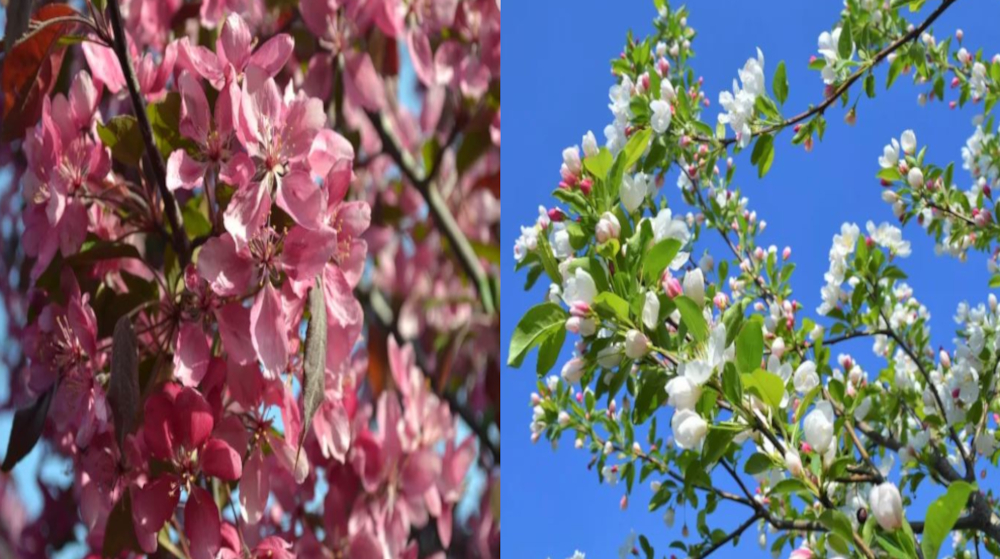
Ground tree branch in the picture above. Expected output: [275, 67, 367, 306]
[106, 0, 190, 266]
[700, 0, 961, 147]
[365, 111, 496, 316]
[696, 513, 761, 558]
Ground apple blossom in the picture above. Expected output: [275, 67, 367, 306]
[625, 330, 650, 359]
[869, 482, 904, 531]
[683, 268, 706, 306]
[803, 401, 835, 454]
[597, 212, 622, 244]
[672, 409, 708, 450]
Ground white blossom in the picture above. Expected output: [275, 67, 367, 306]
[672, 409, 708, 450]
[869, 482, 904, 531]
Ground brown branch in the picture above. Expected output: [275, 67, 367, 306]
[700, 0, 961, 147]
[106, 0, 190, 266]
[365, 111, 496, 316]
[696, 513, 762, 558]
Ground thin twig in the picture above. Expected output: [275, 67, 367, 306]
[106, 0, 190, 266]
[365, 111, 496, 316]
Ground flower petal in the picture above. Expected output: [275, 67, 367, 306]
[131, 476, 179, 536]
[251, 282, 288, 378]
[249, 34, 294, 79]
[174, 323, 211, 387]
[239, 447, 269, 525]
[223, 181, 271, 247]
[344, 52, 386, 111]
[280, 225, 337, 284]
[216, 302, 256, 366]
[142, 392, 176, 460]
[185, 486, 221, 559]
[201, 437, 243, 481]
[197, 233, 254, 297]
[179, 72, 211, 145]
[218, 13, 252, 72]
[276, 171, 327, 229]
[166, 150, 206, 192]
[174, 387, 214, 450]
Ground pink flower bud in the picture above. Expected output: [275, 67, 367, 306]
[713, 292, 729, 310]
[579, 178, 593, 195]
[782, 246, 792, 260]
[548, 208, 566, 222]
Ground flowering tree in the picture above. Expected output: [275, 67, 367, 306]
[0, 0, 500, 557]
[509, 1, 1000, 558]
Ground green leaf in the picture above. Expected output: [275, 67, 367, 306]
[674, 296, 708, 342]
[507, 303, 568, 368]
[864, 73, 876, 98]
[750, 134, 775, 178]
[735, 322, 763, 374]
[770, 478, 809, 496]
[642, 239, 682, 286]
[877, 167, 903, 182]
[744, 453, 775, 475]
[741, 369, 784, 410]
[147, 92, 198, 158]
[456, 126, 492, 174]
[623, 128, 653, 171]
[702, 427, 736, 467]
[721, 362, 743, 405]
[102, 491, 142, 557]
[97, 115, 145, 167]
[594, 292, 631, 324]
[773, 61, 789, 105]
[921, 481, 976, 559]
[585, 148, 614, 179]
[838, 20, 853, 60]
[537, 327, 567, 376]
[298, 276, 328, 464]
[820, 510, 856, 546]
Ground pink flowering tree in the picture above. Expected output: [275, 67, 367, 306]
[0, 0, 499, 557]
[510, 1, 1000, 558]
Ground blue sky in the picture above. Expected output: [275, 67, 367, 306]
[501, 1, 1000, 558]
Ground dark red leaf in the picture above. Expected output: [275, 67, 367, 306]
[1, 4, 80, 141]
[1, 384, 54, 472]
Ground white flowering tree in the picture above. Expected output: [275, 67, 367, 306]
[509, 1, 1000, 558]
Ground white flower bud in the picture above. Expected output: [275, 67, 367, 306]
[624, 330, 650, 359]
[561, 357, 586, 384]
[803, 401, 835, 453]
[907, 167, 924, 188]
[901, 129, 917, 155]
[869, 482, 904, 531]
[642, 291, 661, 330]
[596, 212, 621, 244]
[683, 268, 705, 306]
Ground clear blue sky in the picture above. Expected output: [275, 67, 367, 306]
[501, 1, 1000, 558]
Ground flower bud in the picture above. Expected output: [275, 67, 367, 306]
[803, 402, 835, 454]
[596, 212, 621, 244]
[869, 482, 904, 531]
[664, 508, 676, 528]
[562, 357, 586, 384]
[785, 449, 804, 477]
[663, 273, 683, 299]
[713, 292, 729, 310]
[907, 167, 924, 188]
[671, 409, 708, 450]
[558, 411, 571, 426]
[901, 130, 917, 155]
[624, 330, 649, 359]
[772, 337, 786, 359]
[643, 291, 661, 330]
[682, 268, 705, 306]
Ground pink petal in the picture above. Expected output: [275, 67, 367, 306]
[314, 399, 351, 462]
[407, 28, 435, 87]
[167, 150, 207, 192]
[226, 358, 264, 408]
[333, 201, 371, 240]
[238, 79, 282, 153]
[269, 432, 309, 484]
[280, 225, 337, 284]
[401, 448, 441, 497]
[309, 129, 354, 198]
[179, 72, 211, 145]
[437, 502, 454, 549]
[283, 97, 326, 163]
[220, 151, 254, 187]
[491, 108, 500, 146]
[81, 42, 126, 93]
[180, 38, 225, 89]
[218, 13, 252, 72]
[254, 537, 293, 559]
[185, 486, 221, 559]
[216, 302, 256, 366]
[199, 0, 227, 28]
[213, 412, 250, 459]
[201, 437, 243, 481]
[349, 531, 384, 559]
[324, 266, 363, 328]
[175, 387, 214, 450]
[223, 181, 271, 246]
[239, 447, 269, 525]
[142, 392, 176, 460]
[388, 337, 416, 399]
[299, 0, 337, 41]
[215, 81, 239, 138]
[433, 41, 463, 88]
[197, 233, 254, 296]
[131, 476, 179, 536]
[69, 71, 100, 131]
[174, 323, 211, 387]
[344, 52, 387, 111]
[276, 171, 327, 229]
[251, 282, 288, 379]
[249, 34, 294, 79]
